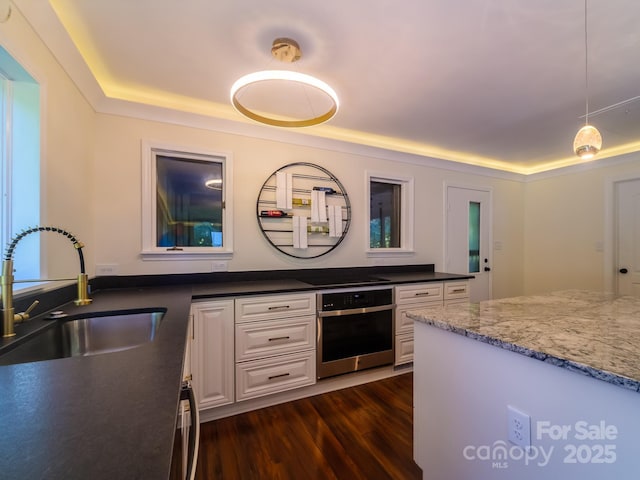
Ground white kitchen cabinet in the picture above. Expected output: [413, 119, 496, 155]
[394, 281, 469, 365]
[394, 334, 415, 365]
[395, 283, 443, 305]
[235, 350, 316, 401]
[444, 281, 470, 305]
[183, 315, 192, 383]
[235, 292, 315, 323]
[190, 299, 235, 410]
[235, 315, 315, 362]
[235, 292, 316, 401]
[394, 283, 443, 366]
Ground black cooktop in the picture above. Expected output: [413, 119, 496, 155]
[300, 276, 390, 287]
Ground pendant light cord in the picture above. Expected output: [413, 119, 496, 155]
[584, 0, 589, 126]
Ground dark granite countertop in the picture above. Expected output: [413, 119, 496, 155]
[0, 265, 471, 479]
[191, 271, 472, 299]
[191, 279, 315, 298]
[0, 286, 193, 480]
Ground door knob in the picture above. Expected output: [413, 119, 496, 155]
[619, 268, 628, 274]
[484, 267, 491, 272]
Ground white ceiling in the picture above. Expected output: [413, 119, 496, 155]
[13, 0, 640, 174]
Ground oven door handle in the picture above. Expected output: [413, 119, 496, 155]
[180, 381, 200, 480]
[318, 304, 394, 317]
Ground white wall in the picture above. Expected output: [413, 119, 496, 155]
[523, 156, 640, 295]
[491, 179, 525, 299]
[0, 6, 95, 280]
[91, 113, 525, 297]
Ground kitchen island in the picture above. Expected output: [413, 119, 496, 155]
[408, 290, 640, 480]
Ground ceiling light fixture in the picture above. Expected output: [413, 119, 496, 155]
[230, 38, 339, 128]
[573, 0, 602, 160]
[205, 179, 222, 189]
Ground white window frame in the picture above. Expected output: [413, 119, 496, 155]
[0, 74, 10, 249]
[0, 56, 41, 286]
[365, 171, 414, 256]
[141, 140, 233, 260]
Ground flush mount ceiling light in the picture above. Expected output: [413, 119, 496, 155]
[230, 38, 339, 128]
[573, 0, 602, 160]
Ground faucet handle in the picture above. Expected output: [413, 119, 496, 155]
[15, 300, 39, 323]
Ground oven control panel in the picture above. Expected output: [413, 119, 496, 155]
[319, 288, 393, 311]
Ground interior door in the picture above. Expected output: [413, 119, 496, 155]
[445, 186, 491, 302]
[616, 179, 640, 296]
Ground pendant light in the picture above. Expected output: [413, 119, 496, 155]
[230, 38, 339, 128]
[573, 0, 602, 160]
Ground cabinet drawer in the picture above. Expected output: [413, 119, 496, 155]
[395, 303, 437, 334]
[395, 333, 414, 365]
[395, 283, 443, 305]
[445, 299, 470, 307]
[235, 292, 316, 323]
[236, 315, 315, 362]
[236, 350, 316, 401]
[444, 281, 470, 301]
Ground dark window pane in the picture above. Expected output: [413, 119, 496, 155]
[370, 181, 401, 248]
[469, 201, 480, 273]
[156, 154, 224, 247]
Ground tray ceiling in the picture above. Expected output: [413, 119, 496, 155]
[14, 0, 640, 174]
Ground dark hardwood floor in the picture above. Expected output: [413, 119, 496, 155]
[172, 373, 422, 480]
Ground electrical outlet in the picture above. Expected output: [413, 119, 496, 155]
[212, 261, 228, 272]
[508, 405, 531, 447]
[95, 264, 119, 276]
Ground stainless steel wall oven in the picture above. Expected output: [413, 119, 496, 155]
[317, 287, 394, 379]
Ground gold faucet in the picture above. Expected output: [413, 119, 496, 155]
[1, 226, 92, 338]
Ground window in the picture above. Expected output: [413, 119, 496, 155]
[366, 172, 414, 255]
[0, 48, 40, 284]
[468, 201, 480, 273]
[141, 141, 233, 258]
[370, 181, 401, 248]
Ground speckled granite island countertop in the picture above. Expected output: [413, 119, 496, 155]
[407, 290, 640, 393]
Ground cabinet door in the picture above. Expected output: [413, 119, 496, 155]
[395, 333, 414, 365]
[183, 314, 192, 382]
[191, 300, 235, 410]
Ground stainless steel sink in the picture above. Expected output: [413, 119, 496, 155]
[0, 309, 166, 366]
